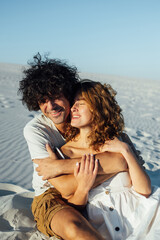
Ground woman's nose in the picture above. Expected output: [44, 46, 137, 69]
[71, 103, 78, 112]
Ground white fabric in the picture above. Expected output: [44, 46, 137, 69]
[87, 172, 160, 240]
[24, 113, 66, 196]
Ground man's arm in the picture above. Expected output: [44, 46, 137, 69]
[33, 144, 128, 199]
[34, 133, 142, 180]
[47, 174, 116, 201]
[120, 133, 145, 166]
[48, 168, 117, 200]
[34, 144, 127, 180]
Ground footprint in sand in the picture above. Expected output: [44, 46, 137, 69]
[28, 114, 34, 118]
[136, 130, 144, 138]
[141, 113, 151, 118]
[154, 117, 160, 122]
[146, 162, 156, 170]
[0, 96, 15, 109]
[0, 100, 9, 108]
[131, 135, 140, 141]
[136, 130, 152, 139]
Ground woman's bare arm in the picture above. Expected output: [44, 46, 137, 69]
[121, 144, 151, 197]
[102, 137, 151, 197]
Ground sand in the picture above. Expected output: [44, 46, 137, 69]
[0, 62, 160, 239]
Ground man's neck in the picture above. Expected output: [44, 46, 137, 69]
[54, 123, 66, 137]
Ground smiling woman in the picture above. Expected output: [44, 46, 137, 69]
[65, 79, 124, 151]
[71, 96, 93, 129]
[57, 79, 160, 240]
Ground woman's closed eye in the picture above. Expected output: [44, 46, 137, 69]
[74, 100, 86, 106]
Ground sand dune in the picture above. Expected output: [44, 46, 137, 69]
[0, 63, 160, 239]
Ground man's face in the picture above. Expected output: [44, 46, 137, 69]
[39, 96, 70, 126]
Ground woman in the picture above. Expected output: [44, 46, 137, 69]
[55, 80, 160, 240]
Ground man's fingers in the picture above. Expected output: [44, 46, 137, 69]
[37, 172, 47, 180]
[36, 166, 40, 172]
[32, 159, 39, 163]
[36, 169, 46, 180]
[46, 143, 55, 157]
[33, 158, 46, 163]
[42, 176, 47, 181]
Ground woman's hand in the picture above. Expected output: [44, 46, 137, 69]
[74, 154, 99, 194]
[65, 154, 98, 207]
[101, 137, 128, 154]
[102, 137, 151, 197]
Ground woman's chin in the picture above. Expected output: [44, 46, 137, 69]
[71, 120, 79, 128]
[71, 123, 79, 128]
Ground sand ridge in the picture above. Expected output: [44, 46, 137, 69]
[0, 63, 160, 239]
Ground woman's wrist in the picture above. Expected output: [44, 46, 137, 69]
[77, 185, 89, 195]
[75, 186, 89, 204]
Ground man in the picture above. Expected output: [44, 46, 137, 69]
[18, 53, 128, 240]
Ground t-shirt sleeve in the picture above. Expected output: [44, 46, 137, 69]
[24, 124, 51, 159]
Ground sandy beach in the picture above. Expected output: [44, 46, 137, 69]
[0, 62, 160, 239]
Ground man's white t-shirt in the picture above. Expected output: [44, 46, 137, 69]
[24, 113, 66, 196]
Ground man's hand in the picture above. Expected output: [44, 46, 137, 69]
[33, 144, 60, 180]
[101, 137, 125, 154]
[120, 133, 145, 166]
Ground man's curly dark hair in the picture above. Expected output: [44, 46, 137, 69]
[18, 53, 80, 111]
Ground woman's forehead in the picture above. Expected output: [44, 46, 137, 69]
[74, 93, 85, 101]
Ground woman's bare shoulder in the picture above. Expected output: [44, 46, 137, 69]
[61, 141, 92, 158]
[61, 142, 74, 158]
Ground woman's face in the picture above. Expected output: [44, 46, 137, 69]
[71, 94, 93, 129]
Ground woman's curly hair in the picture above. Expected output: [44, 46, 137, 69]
[65, 80, 124, 151]
[18, 53, 80, 111]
